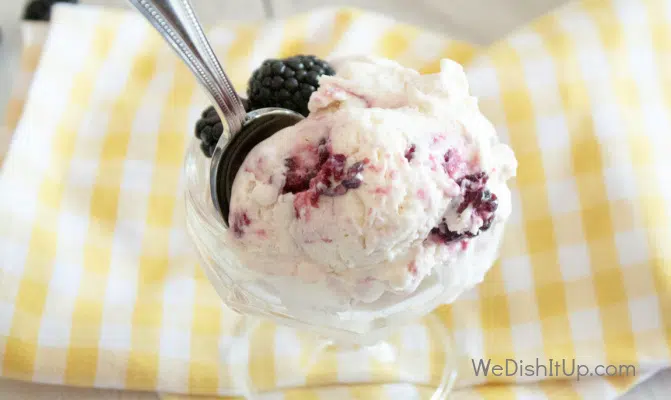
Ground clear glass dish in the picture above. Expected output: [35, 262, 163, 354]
[182, 135, 507, 397]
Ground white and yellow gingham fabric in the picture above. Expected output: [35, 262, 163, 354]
[0, 0, 669, 398]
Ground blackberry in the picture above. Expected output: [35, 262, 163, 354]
[247, 55, 335, 117]
[194, 106, 224, 158]
[24, 0, 78, 21]
[281, 140, 368, 219]
[428, 173, 499, 245]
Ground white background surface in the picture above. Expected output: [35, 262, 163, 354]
[0, 0, 668, 398]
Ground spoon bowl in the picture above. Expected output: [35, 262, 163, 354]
[210, 108, 304, 227]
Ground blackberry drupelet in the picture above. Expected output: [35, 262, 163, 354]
[247, 55, 335, 117]
[24, 0, 78, 21]
[194, 106, 224, 158]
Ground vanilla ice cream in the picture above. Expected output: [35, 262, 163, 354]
[225, 56, 517, 313]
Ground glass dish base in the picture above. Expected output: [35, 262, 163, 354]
[220, 312, 458, 399]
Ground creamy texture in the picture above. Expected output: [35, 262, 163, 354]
[227, 56, 517, 311]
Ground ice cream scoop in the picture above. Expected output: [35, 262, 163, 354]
[227, 56, 517, 310]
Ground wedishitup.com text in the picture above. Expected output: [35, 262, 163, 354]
[471, 358, 636, 381]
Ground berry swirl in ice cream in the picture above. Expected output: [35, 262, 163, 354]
[226, 55, 517, 310]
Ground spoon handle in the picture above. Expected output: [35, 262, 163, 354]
[127, 0, 246, 135]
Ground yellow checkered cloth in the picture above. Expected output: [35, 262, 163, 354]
[1, 0, 670, 398]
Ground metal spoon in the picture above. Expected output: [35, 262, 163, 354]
[127, 0, 304, 226]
